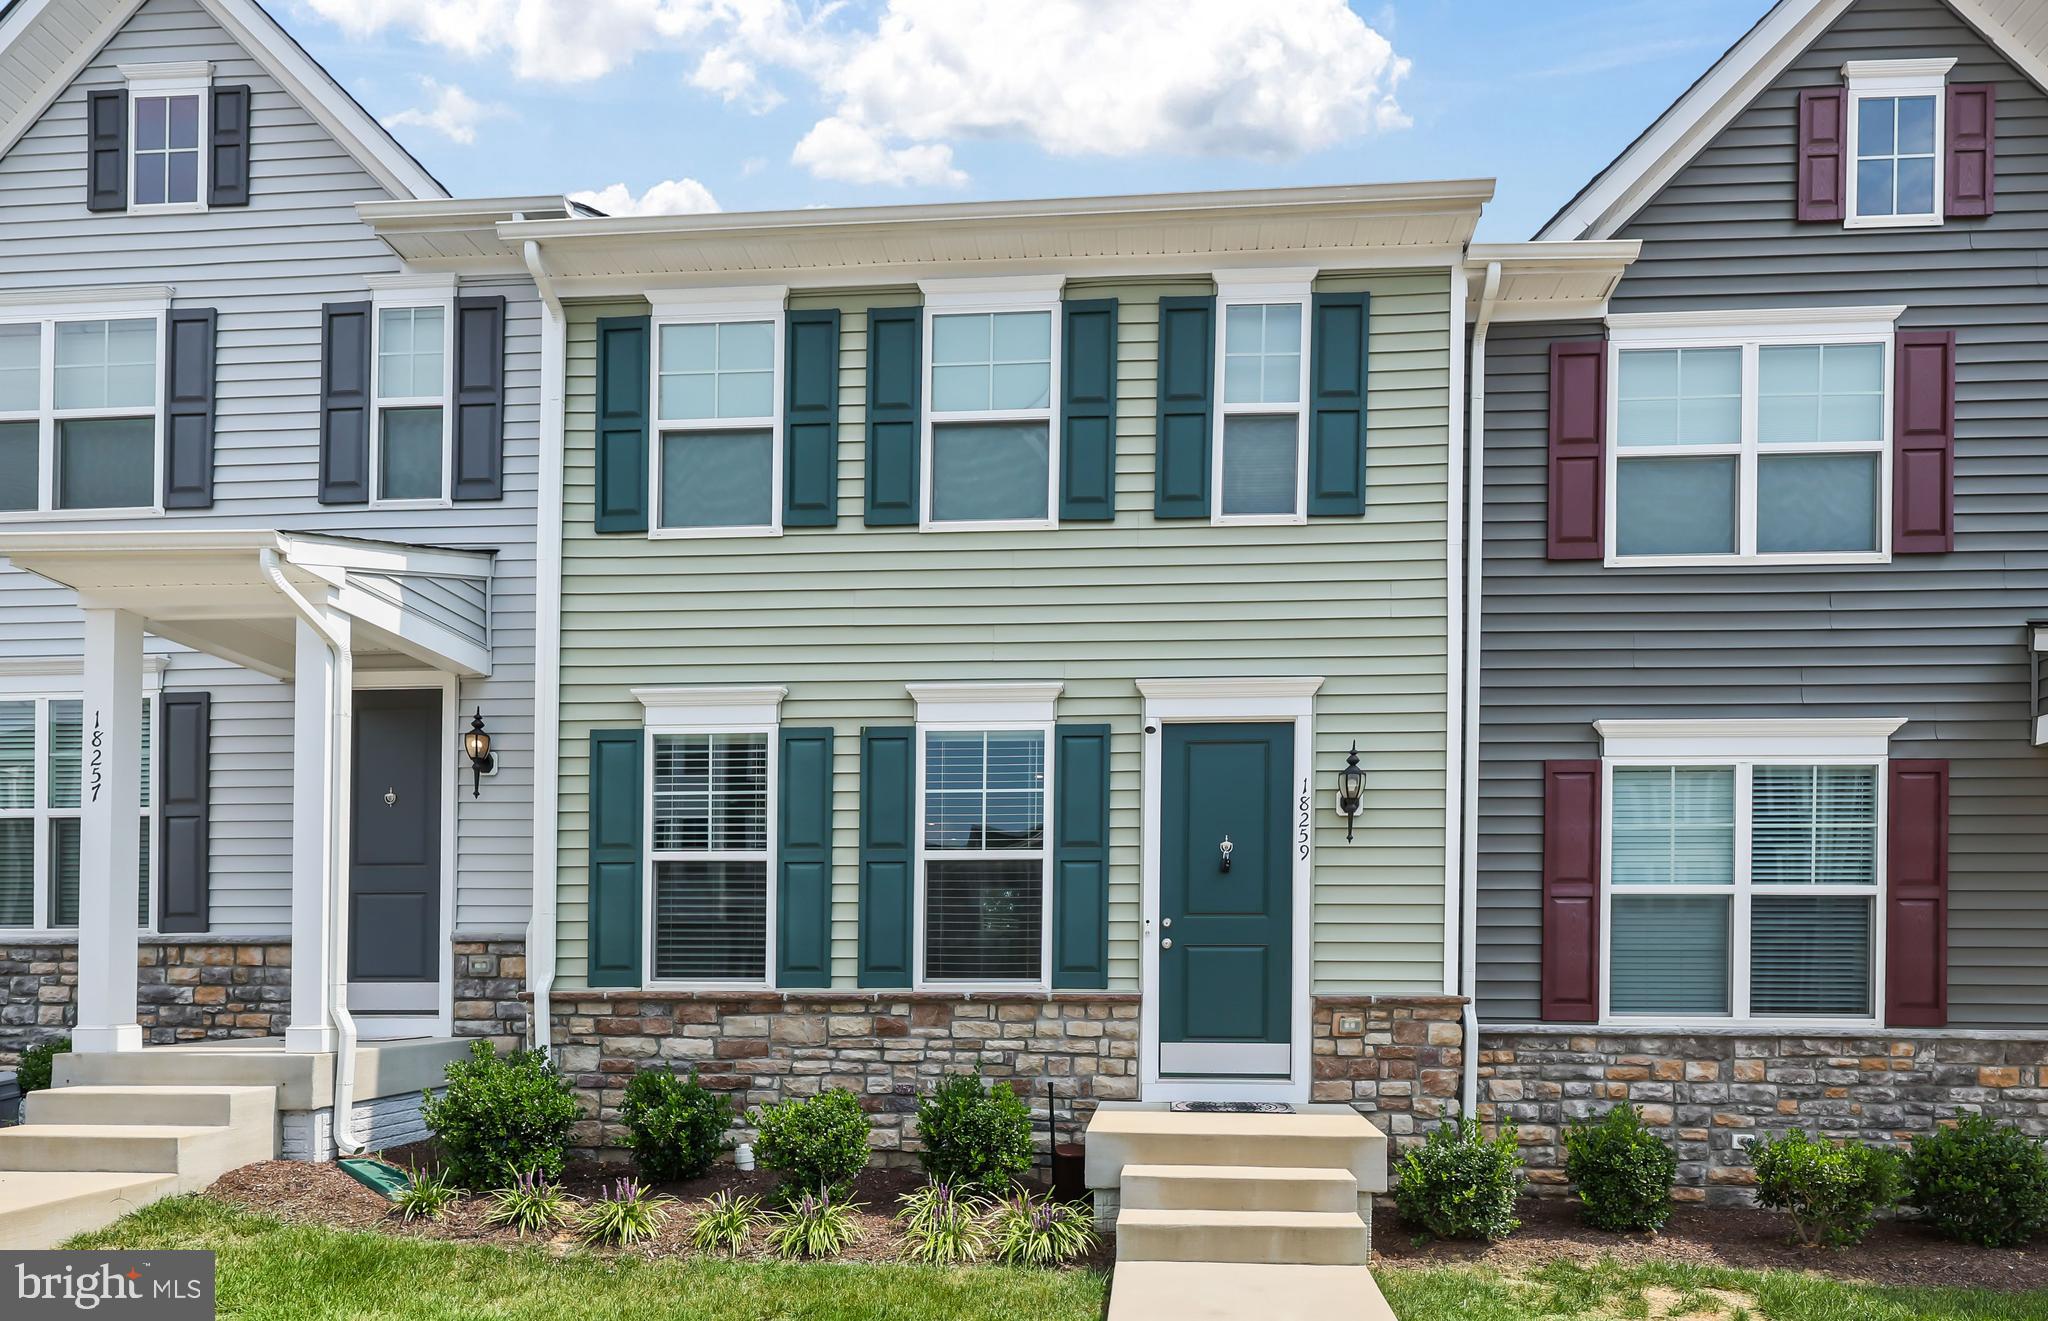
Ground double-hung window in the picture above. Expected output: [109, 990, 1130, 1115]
[1844, 59, 1953, 228]
[369, 277, 455, 506]
[650, 288, 783, 537]
[0, 690, 157, 932]
[1607, 309, 1897, 566]
[1598, 719, 1895, 1026]
[637, 686, 783, 985]
[1215, 271, 1312, 523]
[923, 279, 1060, 529]
[123, 63, 210, 213]
[0, 296, 165, 515]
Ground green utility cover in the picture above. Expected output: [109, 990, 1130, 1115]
[338, 1156, 412, 1202]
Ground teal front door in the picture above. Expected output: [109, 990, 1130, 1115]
[1158, 722, 1294, 1078]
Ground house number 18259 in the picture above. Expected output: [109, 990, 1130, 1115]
[1297, 777, 1311, 860]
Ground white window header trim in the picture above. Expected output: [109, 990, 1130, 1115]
[1595, 717, 1906, 759]
[1606, 305, 1906, 344]
[918, 275, 1063, 309]
[634, 684, 788, 731]
[1841, 57, 1956, 88]
[119, 61, 213, 91]
[908, 681, 1063, 726]
[647, 285, 788, 319]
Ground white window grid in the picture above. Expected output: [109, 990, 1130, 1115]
[1843, 59, 1953, 231]
[0, 692, 158, 933]
[0, 308, 165, 517]
[912, 721, 1053, 990]
[368, 292, 455, 509]
[123, 64, 210, 216]
[641, 726, 778, 989]
[920, 285, 1062, 533]
[648, 302, 784, 540]
[1213, 281, 1312, 526]
[1599, 752, 1886, 1030]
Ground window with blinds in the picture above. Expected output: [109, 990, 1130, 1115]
[649, 731, 769, 982]
[1606, 760, 1878, 1023]
[0, 695, 153, 931]
[922, 729, 1046, 983]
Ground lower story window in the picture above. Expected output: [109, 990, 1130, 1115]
[921, 728, 1047, 982]
[649, 730, 768, 982]
[0, 696, 154, 930]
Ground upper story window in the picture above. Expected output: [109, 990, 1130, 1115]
[1216, 272, 1312, 524]
[0, 689, 156, 932]
[652, 288, 783, 538]
[122, 64, 211, 213]
[922, 278, 1061, 530]
[368, 276, 455, 507]
[0, 293, 166, 516]
[1606, 308, 1899, 567]
[1844, 59, 1954, 229]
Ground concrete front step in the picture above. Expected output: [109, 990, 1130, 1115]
[0, 1123, 229, 1174]
[1113, 1207, 1370, 1266]
[1107, 1261, 1395, 1321]
[24, 1083, 272, 1129]
[1085, 1103, 1389, 1196]
[1120, 1163, 1358, 1214]
[0, 1171, 180, 1251]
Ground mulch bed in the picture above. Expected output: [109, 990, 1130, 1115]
[1373, 1195, 2048, 1293]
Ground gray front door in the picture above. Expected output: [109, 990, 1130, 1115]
[349, 688, 442, 1011]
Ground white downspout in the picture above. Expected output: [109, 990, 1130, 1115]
[521, 231, 565, 1055]
[262, 549, 364, 1155]
[1461, 262, 1502, 1121]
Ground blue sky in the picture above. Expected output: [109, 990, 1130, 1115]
[280, 0, 1769, 241]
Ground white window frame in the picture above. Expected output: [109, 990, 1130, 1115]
[1843, 59, 1954, 231]
[1212, 269, 1316, 527]
[366, 275, 457, 510]
[633, 685, 785, 990]
[1595, 718, 1901, 1031]
[121, 62, 211, 216]
[1604, 307, 1904, 568]
[909, 681, 1062, 991]
[0, 663, 165, 936]
[0, 288, 170, 519]
[919, 277, 1063, 533]
[646, 286, 787, 540]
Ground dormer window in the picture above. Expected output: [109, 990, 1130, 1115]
[1843, 59, 1955, 229]
[121, 64, 211, 214]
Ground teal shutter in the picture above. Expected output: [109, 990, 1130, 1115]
[864, 306, 922, 526]
[857, 726, 915, 986]
[1153, 295, 1215, 518]
[1060, 298, 1118, 520]
[777, 727, 834, 987]
[784, 310, 841, 527]
[1052, 724, 1111, 988]
[1307, 292, 1370, 516]
[594, 316, 650, 533]
[587, 728, 645, 987]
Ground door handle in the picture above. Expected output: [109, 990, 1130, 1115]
[384, 788, 398, 806]
[1219, 834, 1233, 873]
[1160, 938, 1172, 950]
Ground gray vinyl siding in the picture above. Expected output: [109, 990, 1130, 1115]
[0, 0, 537, 936]
[1478, 0, 2048, 1027]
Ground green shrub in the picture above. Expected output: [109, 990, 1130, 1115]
[420, 1040, 581, 1188]
[752, 1088, 871, 1200]
[481, 1171, 576, 1237]
[391, 1167, 462, 1222]
[765, 1190, 862, 1259]
[896, 1182, 991, 1264]
[619, 1068, 733, 1182]
[576, 1177, 672, 1247]
[987, 1193, 1096, 1266]
[1750, 1128, 1901, 1248]
[690, 1190, 767, 1258]
[15, 1037, 69, 1094]
[915, 1075, 1035, 1192]
[1903, 1112, 2048, 1248]
[1393, 1117, 1526, 1242]
[1562, 1103, 1678, 1232]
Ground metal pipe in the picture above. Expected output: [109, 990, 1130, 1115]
[1460, 261, 1502, 1121]
[521, 233, 566, 1054]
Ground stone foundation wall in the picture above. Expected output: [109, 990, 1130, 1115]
[1311, 996, 1467, 1155]
[1478, 1030, 2048, 1206]
[453, 939, 529, 1040]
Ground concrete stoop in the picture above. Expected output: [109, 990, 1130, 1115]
[0, 1084, 277, 1249]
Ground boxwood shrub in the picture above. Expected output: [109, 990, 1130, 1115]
[420, 1040, 581, 1188]
[1562, 1103, 1678, 1232]
[619, 1067, 733, 1182]
[1393, 1117, 1526, 1242]
[915, 1075, 1035, 1192]
[1903, 1111, 2048, 1248]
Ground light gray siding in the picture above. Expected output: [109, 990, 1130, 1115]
[1477, 0, 2048, 1028]
[0, 0, 538, 936]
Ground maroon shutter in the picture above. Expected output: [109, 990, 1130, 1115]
[1547, 339, 1605, 561]
[1946, 83, 1996, 217]
[1541, 760, 1601, 1023]
[1894, 329, 1957, 554]
[1796, 87, 1847, 222]
[1886, 759, 1949, 1027]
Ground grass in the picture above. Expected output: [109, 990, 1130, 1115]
[71, 1197, 1107, 1321]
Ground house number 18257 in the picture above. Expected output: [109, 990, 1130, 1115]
[88, 710, 104, 804]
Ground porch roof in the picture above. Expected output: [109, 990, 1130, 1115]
[0, 528, 494, 679]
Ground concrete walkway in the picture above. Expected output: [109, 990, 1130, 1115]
[1108, 1261, 1397, 1321]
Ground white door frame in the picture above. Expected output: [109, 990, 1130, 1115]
[349, 670, 459, 1040]
[1137, 677, 1321, 1104]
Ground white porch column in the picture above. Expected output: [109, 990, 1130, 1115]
[286, 612, 351, 1052]
[73, 606, 145, 1053]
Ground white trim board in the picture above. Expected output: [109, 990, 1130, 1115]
[1595, 717, 1906, 758]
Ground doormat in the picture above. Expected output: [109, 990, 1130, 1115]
[1169, 1101, 1294, 1114]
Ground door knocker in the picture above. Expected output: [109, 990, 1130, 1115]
[1218, 835, 1233, 873]
[384, 788, 398, 806]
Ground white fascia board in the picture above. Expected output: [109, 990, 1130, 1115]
[1594, 717, 1907, 759]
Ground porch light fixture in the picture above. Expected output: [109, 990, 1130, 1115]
[1336, 742, 1366, 841]
[463, 708, 496, 797]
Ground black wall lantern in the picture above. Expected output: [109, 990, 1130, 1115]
[463, 708, 496, 798]
[1336, 741, 1366, 841]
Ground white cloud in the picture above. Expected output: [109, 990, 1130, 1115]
[381, 78, 508, 144]
[571, 178, 723, 215]
[790, 116, 964, 187]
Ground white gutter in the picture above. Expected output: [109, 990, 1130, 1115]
[1460, 262, 1502, 1120]
[521, 232, 565, 1054]
[260, 548, 364, 1154]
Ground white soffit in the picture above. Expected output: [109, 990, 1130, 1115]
[1464, 241, 1642, 322]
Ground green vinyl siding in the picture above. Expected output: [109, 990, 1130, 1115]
[557, 272, 1453, 993]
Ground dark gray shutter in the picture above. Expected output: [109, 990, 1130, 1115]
[594, 316, 650, 533]
[1060, 298, 1117, 521]
[207, 84, 251, 207]
[587, 728, 645, 987]
[864, 306, 921, 526]
[783, 309, 841, 526]
[1153, 295, 1214, 518]
[86, 89, 128, 212]
[1052, 724, 1111, 988]
[317, 301, 371, 504]
[857, 726, 915, 986]
[451, 294, 506, 502]
[156, 692, 211, 933]
[777, 727, 834, 987]
[162, 307, 216, 509]
[1307, 292, 1369, 516]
